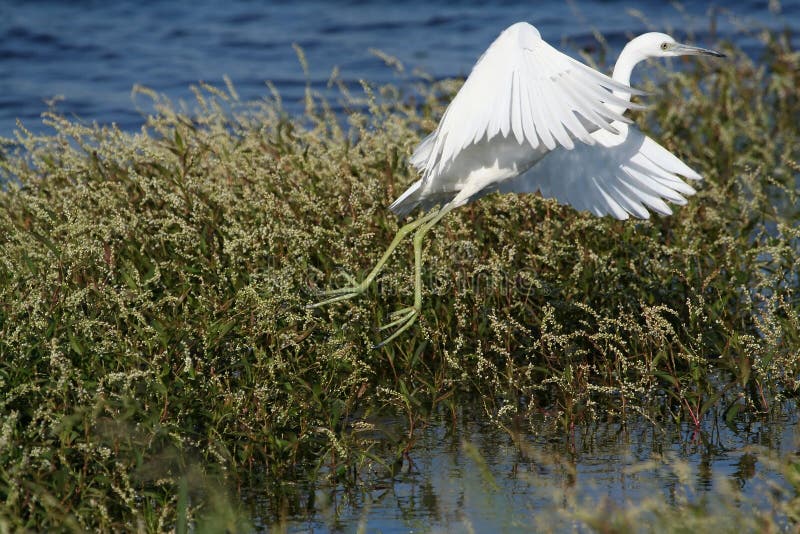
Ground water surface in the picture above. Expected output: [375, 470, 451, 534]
[1, 1, 798, 136]
[261, 406, 799, 531]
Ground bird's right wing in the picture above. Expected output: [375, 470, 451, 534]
[496, 122, 702, 219]
[413, 22, 646, 178]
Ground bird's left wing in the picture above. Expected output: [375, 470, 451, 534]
[413, 22, 645, 178]
[496, 122, 702, 219]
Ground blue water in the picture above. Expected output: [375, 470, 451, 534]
[269, 408, 799, 532]
[1, 1, 798, 137]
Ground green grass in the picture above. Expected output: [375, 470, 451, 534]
[0, 24, 799, 532]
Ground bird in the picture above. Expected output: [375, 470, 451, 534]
[311, 22, 724, 347]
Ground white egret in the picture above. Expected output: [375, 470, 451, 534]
[311, 22, 724, 347]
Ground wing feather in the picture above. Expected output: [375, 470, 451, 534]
[569, 81, 635, 124]
[609, 180, 650, 219]
[510, 69, 524, 144]
[520, 79, 540, 149]
[593, 178, 629, 219]
[617, 176, 673, 215]
[496, 122, 702, 220]
[530, 78, 554, 149]
[414, 22, 645, 179]
[623, 164, 686, 204]
[640, 137, 702, 179]
[409, 132, 435, 171]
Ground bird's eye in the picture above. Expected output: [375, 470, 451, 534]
[660, 42, 670, 51]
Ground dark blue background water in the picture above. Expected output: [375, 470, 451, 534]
[1, 1, 798, 137]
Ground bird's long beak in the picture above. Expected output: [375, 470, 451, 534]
[674, 42, 726, 58]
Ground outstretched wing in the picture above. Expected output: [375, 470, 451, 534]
[413, 22, 646, 178]
[497, 122, 702, 219]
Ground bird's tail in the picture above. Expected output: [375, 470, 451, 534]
[389, 131, 442, 218]
[389, 179, 422, 218]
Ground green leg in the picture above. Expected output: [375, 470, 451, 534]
[308, 208, 441, 309]
[374, 203, 454, 348]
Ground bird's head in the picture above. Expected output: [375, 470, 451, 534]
[632, 32, 725, 59]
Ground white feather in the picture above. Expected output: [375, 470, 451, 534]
[496, 122, 701, 219]
[392, 23, 705, 220]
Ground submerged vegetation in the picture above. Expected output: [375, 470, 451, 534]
[0, 22, 799, 532]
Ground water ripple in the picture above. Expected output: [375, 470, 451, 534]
[0, 1, 796, 137]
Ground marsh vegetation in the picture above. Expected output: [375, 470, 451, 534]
[0, 24, 798, 532]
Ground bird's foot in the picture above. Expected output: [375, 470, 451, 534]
[307, 273, 367, 308]
[374, 305, 420, 348]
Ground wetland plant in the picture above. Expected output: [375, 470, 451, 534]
[0, 24, 798, 532]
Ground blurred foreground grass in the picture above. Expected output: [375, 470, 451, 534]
[1, 25, 799, 532]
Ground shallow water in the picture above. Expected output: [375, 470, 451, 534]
[2, 1, 798, 137]
[254, 405, 798, 531]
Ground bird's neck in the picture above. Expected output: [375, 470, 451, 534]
[608, 43, 648, 117]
